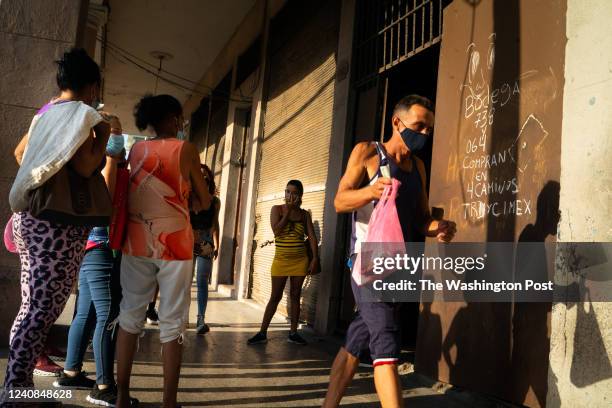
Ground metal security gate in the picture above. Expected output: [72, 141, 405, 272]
[350, 0, 445, 142]
[354, 0, 444, 86]
[249, 0, 339, 324]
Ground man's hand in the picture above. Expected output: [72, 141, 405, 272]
[369, 176, 392, 200]
[436, 220, 457, 243]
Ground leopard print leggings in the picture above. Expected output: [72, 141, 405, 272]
[3, 212, 89, 388]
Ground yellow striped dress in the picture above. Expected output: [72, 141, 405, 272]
[270, 219, 309, 277]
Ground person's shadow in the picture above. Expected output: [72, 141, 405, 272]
[288, 218, 322, 322]
[511, 181, 560, 406]
[441, 182, 562, 404]
[415, 302, 441, 380]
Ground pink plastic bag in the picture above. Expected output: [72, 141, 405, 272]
[4, 214, 17, 254]
[352, 178, 406, 286]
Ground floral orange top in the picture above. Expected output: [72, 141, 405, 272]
[123, 138, 193, 260]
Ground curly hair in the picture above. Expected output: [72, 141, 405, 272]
[134, 94, 182, 132]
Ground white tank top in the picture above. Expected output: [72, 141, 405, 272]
[350, 142, 390, 255]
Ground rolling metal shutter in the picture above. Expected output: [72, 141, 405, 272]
[249, 1, 339, 324]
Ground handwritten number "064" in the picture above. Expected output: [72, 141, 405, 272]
[466, 138, 479, 154]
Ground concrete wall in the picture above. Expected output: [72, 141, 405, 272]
[182, 0, 285, 119]
[547, 0, 612, 406]
[0, 0, 85, 346]
[234, 20, 271, 300]
[313, 0, 356, 334]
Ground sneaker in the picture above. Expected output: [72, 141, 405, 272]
[287, 332, 307, 345]
[87, 384, 139, 407]
[247, 332, 267, 345]
[45, 345, 67, 361]
[196, 316, 210, 335]
[146, 305, 159, 325]
[53, 371, 95, 389]
[34, 354, 63, 377]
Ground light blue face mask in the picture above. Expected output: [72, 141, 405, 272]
[176, 130, 186, 140]
[106, 134, 125, 156]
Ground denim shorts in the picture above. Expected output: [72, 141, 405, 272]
[344, 256, 401, 366]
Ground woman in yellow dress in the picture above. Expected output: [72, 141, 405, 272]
[248, 180, 319, 345]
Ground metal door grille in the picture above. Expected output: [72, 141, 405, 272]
[353, 0, 444, 87]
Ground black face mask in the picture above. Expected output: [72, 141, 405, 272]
[399, 124, 428, 153]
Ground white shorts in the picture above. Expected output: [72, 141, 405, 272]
[119, 254, 193, 343]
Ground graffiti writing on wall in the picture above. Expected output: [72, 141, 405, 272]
[456, 33, 551, 221]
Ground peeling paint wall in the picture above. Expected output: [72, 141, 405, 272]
[547, 0, 612, 406]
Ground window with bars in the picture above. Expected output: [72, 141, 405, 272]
[353, 0, 446, 87]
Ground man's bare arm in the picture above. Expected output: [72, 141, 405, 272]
[334, 143, 390, 213]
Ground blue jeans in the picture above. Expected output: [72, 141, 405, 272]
[196, 256, 211, 320]
[64, 245, 121, 385]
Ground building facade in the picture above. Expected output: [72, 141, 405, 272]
[182, 1, 612, 406]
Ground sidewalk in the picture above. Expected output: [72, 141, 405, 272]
[0, 285, 516, 407]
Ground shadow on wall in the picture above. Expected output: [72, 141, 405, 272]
[547, 190, 611, 405]
[417, 302, 441, 381]
[511, 181, 559, 407]
[442, 180, 612, 407]
[287, 219, 322, 323]
[440, 0, 521, 400]
[568, 294, 612, 388]
[521, 182, 612, 396]
[246, 215, 260, 298]
[439, 1, 549, 405]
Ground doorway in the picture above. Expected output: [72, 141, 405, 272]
[382, 42, 440, 349]
[336, 1, 447, 347]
